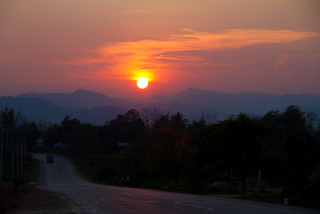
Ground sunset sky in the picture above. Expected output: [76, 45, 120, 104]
[1, 0, 319, 98]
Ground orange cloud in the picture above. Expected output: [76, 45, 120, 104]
[53, 29, 320, 82]
[155, 55, 204, 61]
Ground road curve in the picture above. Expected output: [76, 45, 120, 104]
[32, 153, 320, 214]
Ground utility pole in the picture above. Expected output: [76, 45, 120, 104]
[24, 137, 26, 163]
[258, 169, 261, 191]
[21, 137, 23, 173]
[16, 138, 19, 178]
[12, 137, 14, 179]
[6, 128, 8, 149]
[0, 127, 3, 185]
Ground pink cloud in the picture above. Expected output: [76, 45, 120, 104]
[49, 58, 107, 66]
[155, 55, 204, 61]
[52, 29, 320, 84]
[274, 54, 320, 69]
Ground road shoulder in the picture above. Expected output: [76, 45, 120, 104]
[6, 186, 84, 214]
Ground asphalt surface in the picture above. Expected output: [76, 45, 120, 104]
[32, 153, 320, 214]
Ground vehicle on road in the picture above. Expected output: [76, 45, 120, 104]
[46, 155, 54, 163]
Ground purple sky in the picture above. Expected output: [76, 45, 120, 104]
[1, 0, 319, 98]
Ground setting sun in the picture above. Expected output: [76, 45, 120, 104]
[137, 78, 148, 89]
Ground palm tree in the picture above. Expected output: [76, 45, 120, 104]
[170, 112, 188, 131]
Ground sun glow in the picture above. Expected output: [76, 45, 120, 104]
[137, 77, 148, 89]
[53, 29, 320, 90]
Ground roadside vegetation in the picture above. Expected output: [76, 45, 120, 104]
[234, 191, 282, 204]
[0, 152, 39, 192]
[1, 105, 320, 209]
[20, 155, 40, 189]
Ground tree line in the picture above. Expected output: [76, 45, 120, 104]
[1, 105, 320, 196]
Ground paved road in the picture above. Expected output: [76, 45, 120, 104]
[32, 153, 320, 214]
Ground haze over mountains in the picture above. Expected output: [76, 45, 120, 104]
[1, 88, 319, 125]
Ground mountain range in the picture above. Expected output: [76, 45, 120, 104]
[0, 88, 319, 125]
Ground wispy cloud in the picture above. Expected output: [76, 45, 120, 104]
[274, 54, 320, 69]
[50, 58, 107, 66]
[155, 55, 204, 61]
[53, 29, 320, 82]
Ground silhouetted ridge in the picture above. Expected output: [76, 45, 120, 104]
[8, 88, 320, 125]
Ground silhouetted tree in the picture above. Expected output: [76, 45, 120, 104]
[102, 109, 145, 151]
[194, 113, 266, 190]
[140, 106, 166, 127]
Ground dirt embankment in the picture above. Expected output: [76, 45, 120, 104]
[0, 185, 83, 214]
[0, 185, 21, 214]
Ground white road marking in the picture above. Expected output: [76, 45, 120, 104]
[208, 198, 305, 214]
[172, 206, 190, 211]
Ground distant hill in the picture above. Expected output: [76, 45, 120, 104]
[0, 96, 126, 125]
[133, 87, 320, 115]
[2, 88, 319, 125]
[17, 89, 128, 109]
[127, 87, 320, 116]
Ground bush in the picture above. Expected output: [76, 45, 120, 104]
[12, 174, 27, 191]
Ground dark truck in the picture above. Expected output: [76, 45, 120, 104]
[46, 155, 54, 163]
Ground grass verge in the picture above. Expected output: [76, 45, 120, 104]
[24, 155, 40, 184]
[233, 191, 281, 204]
